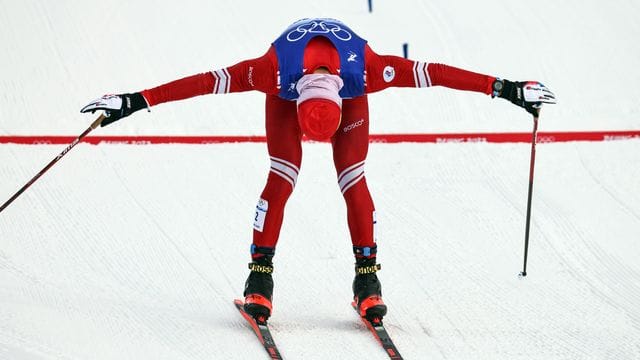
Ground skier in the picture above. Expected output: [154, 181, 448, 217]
[81, 18, 555, 323]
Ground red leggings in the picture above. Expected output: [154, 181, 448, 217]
[251, 94, 376, 258]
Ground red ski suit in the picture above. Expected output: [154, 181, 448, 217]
[139, 37, 496, 258]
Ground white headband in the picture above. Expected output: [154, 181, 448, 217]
[295, 74, 344, 107]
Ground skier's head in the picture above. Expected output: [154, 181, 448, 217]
[296, 74, 343, 141]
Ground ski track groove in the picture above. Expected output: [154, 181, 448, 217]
[3, 140, 640, 359]
[105, 152, 224, 301]
[577, 146, 640, 222]
[532, 191, 639, 358]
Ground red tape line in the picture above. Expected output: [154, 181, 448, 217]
[1, 131, 639, 145]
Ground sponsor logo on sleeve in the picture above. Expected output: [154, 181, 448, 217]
[343, 118, 365, 133]
[383, 66, 395, 83]
[248, 66, 255, 87]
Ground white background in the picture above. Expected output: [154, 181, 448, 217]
[1, 1, 639, 359]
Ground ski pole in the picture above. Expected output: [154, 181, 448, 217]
[519, 114, 539, 277]
[0, 114, 106, 214]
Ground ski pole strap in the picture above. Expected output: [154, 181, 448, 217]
[355, 263, 381, 275]
[353, 245, 377, 257]
[250, 244, 276, 256]
[248, 262, 274, 274]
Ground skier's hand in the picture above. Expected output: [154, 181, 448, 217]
[494, 79, 556, 117]
[80, 93, 148, 127]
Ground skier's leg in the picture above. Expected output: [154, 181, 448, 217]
[251, 94, 302, 255]
[331, 95, 387, 320]
[244, 94, 302, 320]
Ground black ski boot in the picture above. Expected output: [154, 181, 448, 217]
[353, 257, 387, 322]
[243, 254, 274, 324]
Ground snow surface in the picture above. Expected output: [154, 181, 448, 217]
[1, 1, 640, 359]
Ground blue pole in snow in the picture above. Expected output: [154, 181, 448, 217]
[403, 43, 408, 59]
[368, 0, 372, 13]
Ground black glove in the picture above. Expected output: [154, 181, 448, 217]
[80, 93, 149, 127]
[494, 79, 556, 117]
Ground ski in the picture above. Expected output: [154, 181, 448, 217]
[352, 301, 403, 360]
[234, 299, 283, 359]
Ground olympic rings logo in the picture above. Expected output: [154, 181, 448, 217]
[286, 20, 352, 42]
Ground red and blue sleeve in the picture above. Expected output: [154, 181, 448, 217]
[364, 45, 495, 95]
[140, 47, 278, 107]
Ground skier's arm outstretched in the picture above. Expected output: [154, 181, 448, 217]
[364, 45, 556, 116]
[80, 47, 279, 126]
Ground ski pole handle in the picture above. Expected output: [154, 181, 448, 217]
[89, 113, 107, 129]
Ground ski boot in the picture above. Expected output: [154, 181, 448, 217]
[353, 254, 387, 322]
[243, 247, 274, 324]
